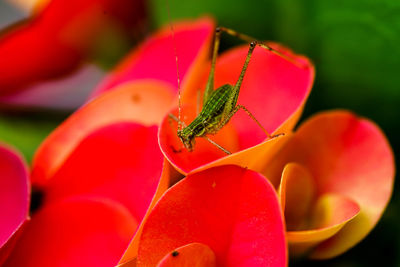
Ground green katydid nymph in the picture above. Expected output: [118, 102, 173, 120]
[169, 27, 304, 155]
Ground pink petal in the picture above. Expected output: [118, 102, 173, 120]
[137, 165, 287, 266]
[0, 144, 29, 257]
[32, 80, 174, 186]
[44, 122, 165, 222]
[4, 197, 137, 266]
[91, 17, 214, 97]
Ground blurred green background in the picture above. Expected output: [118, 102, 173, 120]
[0, 0, 399, 265]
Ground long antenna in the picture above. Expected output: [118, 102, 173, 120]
[219, 27, 307, 69]
[165, 0, 183, 130]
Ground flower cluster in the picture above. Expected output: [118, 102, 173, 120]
[0, 3, 394, 266]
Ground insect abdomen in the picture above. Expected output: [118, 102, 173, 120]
[187, 84, 233, 137]
[180, 84, 233, 139]
[200, 84, 233, 118]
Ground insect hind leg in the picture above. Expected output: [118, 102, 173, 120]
[236, 105, 278, 139]
[218, 104, 282, 139]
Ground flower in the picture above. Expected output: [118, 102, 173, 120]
[9, 16, 306, 265]
[0, 0, 147, 108]
[261, 110, 395, 259]
[158, 36, 314, 175]
[0, 14, 393, 266]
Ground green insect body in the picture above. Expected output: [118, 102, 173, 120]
[173, 27, 302, 154]
[177, 84, 234, 151]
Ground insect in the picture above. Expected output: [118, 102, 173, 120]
[168, 24, 303, 155]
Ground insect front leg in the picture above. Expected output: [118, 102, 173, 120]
[168, 113, 186, 153]
[203, 136, 232, 155]
[169, 113, 231, 154]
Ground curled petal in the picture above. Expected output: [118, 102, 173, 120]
[264, 110, 395, 258]
[92, 17, 214, 97]
[160, 42, 314, 174]
[278, 163, 315, 230]
[32, 80, 174, 186]
[137, 165, 287, 266]
[4, 197, 137, 267]
[288, 194, 360, 256]
[0, 144, 29, 263]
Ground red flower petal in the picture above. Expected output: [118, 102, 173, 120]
[137, 165, 287, 266]
[0, 144, 29, 256]
[32, 80, 174, 186]
[0, 0, 147, 95]
[118, 160, 174, 264]
[92, 17, 214, 97]
[4, 197, 137, 266]
[263, 110, 395, 258]
[43, 122, 165, 222]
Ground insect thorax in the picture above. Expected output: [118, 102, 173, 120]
[180, 84, 234, 139]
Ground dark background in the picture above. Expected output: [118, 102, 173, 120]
[0, 0, 399, 265]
